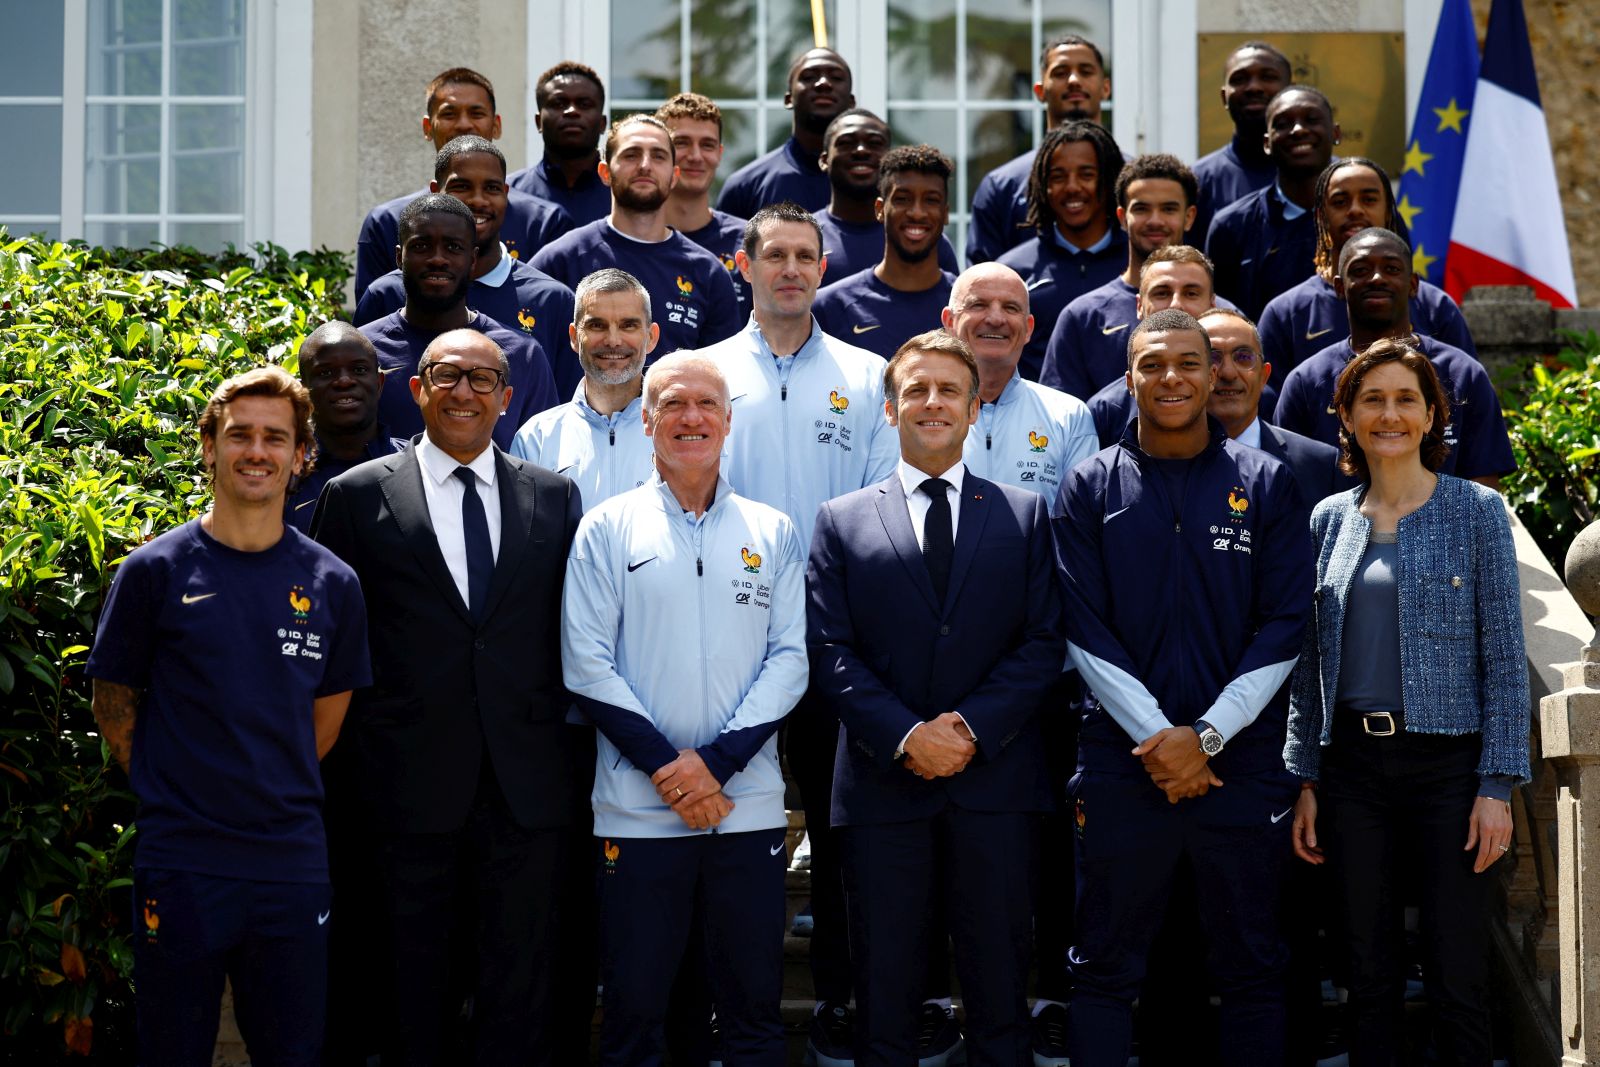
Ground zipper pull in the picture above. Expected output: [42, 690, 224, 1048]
[609, 426, 615, 445]
[1175, 521, 1182, 534]
[781, 383, 787, 401]
[986, 432, 992, 451]
[697, 557, 703, 576]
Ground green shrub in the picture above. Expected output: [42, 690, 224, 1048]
[1501, 332, 1600, 571]
[0, 232, 344, 1060]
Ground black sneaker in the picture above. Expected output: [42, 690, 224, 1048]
[1031, 1002, 1070, 1066]
[917, 1002, 966, 1066]
[805, 1001, 856, 1067]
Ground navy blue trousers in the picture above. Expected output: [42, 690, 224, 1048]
[842, 807, 1035, 1067]
[598, 827, 788, 1067]
[1066, 768, 1296, 1066]
[133, 867, 330, 1067]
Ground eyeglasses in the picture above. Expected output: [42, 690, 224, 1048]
[1210, 348, 1260, 368]
[422, 363, 505, 393]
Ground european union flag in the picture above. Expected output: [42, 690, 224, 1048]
[1397, 0, 1480, 286]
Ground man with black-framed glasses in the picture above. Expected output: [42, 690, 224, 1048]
[360, 193, 559, 450]
[311, 327, 583, 1067]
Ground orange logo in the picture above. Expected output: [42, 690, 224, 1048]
[1227, 488, 1249, 518]
[675, 275, 694, 296]
[741, 547, 762, 573]
[142, 898, 160, 940]
[1074, 798, 1086, 839]
[720, 254, 736, 272]
[828, 390, 849, 414]
[603, 840, 620, 867]
[1028, 430, 1049, 452]
[289, 585, 311, 619]
[517, 309, 537, 333]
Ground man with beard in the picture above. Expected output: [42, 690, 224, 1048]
[1190, 42, 1292, 249]
[717, 48, 856, 217]
[995, 121, 1127, 381]
[1206, 85, 1340, 320]
[658, 92, 752, 323]
[1040, 154, 1201, 399]
[533, 115, 741, 358]
[354, 136, 580, 395]
[1274, 227, 1514, 488]
[812, 109, 959, 279]
[969, 34, 1113, 265]
[286, 324, 403, 534]
[510, 61, 613, 227]
[359, 194, 558, 449]
[355, 68, 573, 302]
[812, 145, 957, 361]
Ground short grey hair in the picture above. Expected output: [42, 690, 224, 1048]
[643, 350, 730, 411]
[574, 268, 653, 325]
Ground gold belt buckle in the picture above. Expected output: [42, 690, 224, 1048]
[1362, 711, 1397, 737]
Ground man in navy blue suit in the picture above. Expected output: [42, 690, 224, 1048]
[806, 329, 1065, 1067]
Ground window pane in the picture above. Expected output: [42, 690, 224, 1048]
[86, 103, 161, 215]
[168, 220, 242, 251]
[0, 3, 65, 96]
[0, 221, 62, 242]
[714, 105, 761, 201]
[688, 0, 756, 101]
[85, 220, 160, 248]
[967, 0, 1035, 103]
[89, 0, 163, 97]
[609, 0, 680, 101]
[764, 0, 835, 99]
[170, 104, 243, 213]
[172, 0, 245, 95]
[887, 0, 957, 102]
[970, 107, 1032, 191]
[0, 106, 64, 215]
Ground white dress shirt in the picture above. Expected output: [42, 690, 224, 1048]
[1235, 416, 1262, 449]
[415, 437, 502, 606]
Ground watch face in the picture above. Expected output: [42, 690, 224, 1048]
[1201, 732, 1224, 756]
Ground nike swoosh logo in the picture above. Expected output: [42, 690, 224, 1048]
[556, 464, 577, 475]
[1305, 327, 1333, 340]
[1027, 278, 1051, 291]
[317, 910, 330, 925]
[770, 843, 785, 856]
[294, 499, 316, 511]
[1271, 808, 1292, 824]
[852, 324, 881, 334]
[729, 393, 748, 403]
[1102, 505, 1132, 525]
[627, 557, 657, 572]
[1101, 323, 1129, 336]
[1264, 246, 1280, 257]
[181, 592, 217, 604]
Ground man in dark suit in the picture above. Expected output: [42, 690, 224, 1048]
[1201, 306, 1350, 506]
[806, 329, 1065, 1066]
[310, 328, 582, 1067]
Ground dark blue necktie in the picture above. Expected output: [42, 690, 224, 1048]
[920, 477, 953, 602]
[454, 466, 492, 618]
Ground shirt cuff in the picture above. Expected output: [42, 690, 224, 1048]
[953, 711, 976, 744]
[895, 722, 921, 760]
[1478, 775, 1516, 803]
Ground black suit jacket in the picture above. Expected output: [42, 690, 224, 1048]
[311, 442, 582, 835]
[1257, 420, 1355, 512]
[806, 471, 1065, 827]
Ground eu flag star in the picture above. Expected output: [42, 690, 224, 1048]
[1403, 141, 1435, 177]
[1397, 194, 1422, 230]
[1413, 243, 1439, 280]
[1433, 98, 1469, 134]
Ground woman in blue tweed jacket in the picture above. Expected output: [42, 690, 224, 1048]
[1283, 337, 1529, 1066]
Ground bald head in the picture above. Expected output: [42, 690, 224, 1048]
[942, 263, 1034, 371]
[297, 322, 381, 436]
[1337, 226, 1410, 278]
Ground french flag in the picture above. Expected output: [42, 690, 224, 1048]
[1446, 0, 1576, 308]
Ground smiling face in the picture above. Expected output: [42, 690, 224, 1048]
[1120, 177, 1195, 259]
[601, 121, 677, 212]
[572, 289, 656, 387]
[645, 363, 731, 481]
[1337, 233, 1417, 334]
[299, 333, 381, 437]
[398, 211, 476, 314]
[1339, 360, 1434, 468]
[434, 151, 508, 255]
[1127, 328, 1215, 441]
[1035, 43, 1110, 125]
[1136, 260, 1215, 319]
[787, 50, 855, 134]
[822, 114, 890, 198]
[666, 116, 724, 198]
[885, 348, 979, 474]
[1265, 89, 1339, 178]
[1221, 47, 1289, 132]
[203, 394, 306, 511]
[536, 73, 607, 160]
[422, 81, 501, 152]
[738, 219, 825, 323]
[1045, 140, 1108, 245]
[1323, 163, 1390, 256]
[877, 170, 949, 264]
[409, 331, 510, 464]
[943, 267, 1033, 372]
[1202, 313, 1270, 436]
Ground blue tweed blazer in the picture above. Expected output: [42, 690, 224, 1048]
[1283, 475, 1531, 783]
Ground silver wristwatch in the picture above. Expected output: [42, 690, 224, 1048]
[1195, 720, 1224, 757]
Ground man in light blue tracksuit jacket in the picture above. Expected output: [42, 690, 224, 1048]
[562, 350, 809, 1067]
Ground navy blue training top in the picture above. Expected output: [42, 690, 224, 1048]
[1190, 135, 1277, 252]
[354, 187, 573, 303]
[87, 521, 371, 881]
[508, 157, 614, 228]
[360, 310, 559, 451]
[531, 220, 741, 358]
[811, 266, 955, 360]
[285, 430, 406, 533]
[1205, 184, 1318, 321]
[716, 136, 831, 218]
[353, 257, 580, 397]
[997, 229, 1128, 382]
[1273, 334, 1516, 481]
[966, 148, 1035, 266]
[811, 208, 960, 281]
[680, 209, 752, 326]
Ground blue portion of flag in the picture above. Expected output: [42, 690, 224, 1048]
[1482, 0, 1540, 105]
[1398, 0, 1480, 286]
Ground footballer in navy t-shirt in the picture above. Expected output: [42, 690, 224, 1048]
[812, 266, 955, 361]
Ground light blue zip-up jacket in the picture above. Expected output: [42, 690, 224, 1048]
[964, 372, 1099, 501]
[698, 317, 899, 550]
[561, 474, 809, 838]
[510, 384, 655, 511]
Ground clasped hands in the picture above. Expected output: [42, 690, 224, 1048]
[1134, 726, 1222, 804]
[903, 712, 977, 780]
[652, 749, 733, 831]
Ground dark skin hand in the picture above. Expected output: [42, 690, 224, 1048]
[1134, 726, 1223, 803]
[903, 711, 976, 780]
[92, 679, 140, 773]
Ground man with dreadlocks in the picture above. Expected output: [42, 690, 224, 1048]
[994, 121, 1127, 382]
[1256, 157, 1476, 386]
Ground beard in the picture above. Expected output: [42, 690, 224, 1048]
[612, 179, 669, 213]
[579, 350, 645, 387]
[401, 269, 473, 315]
